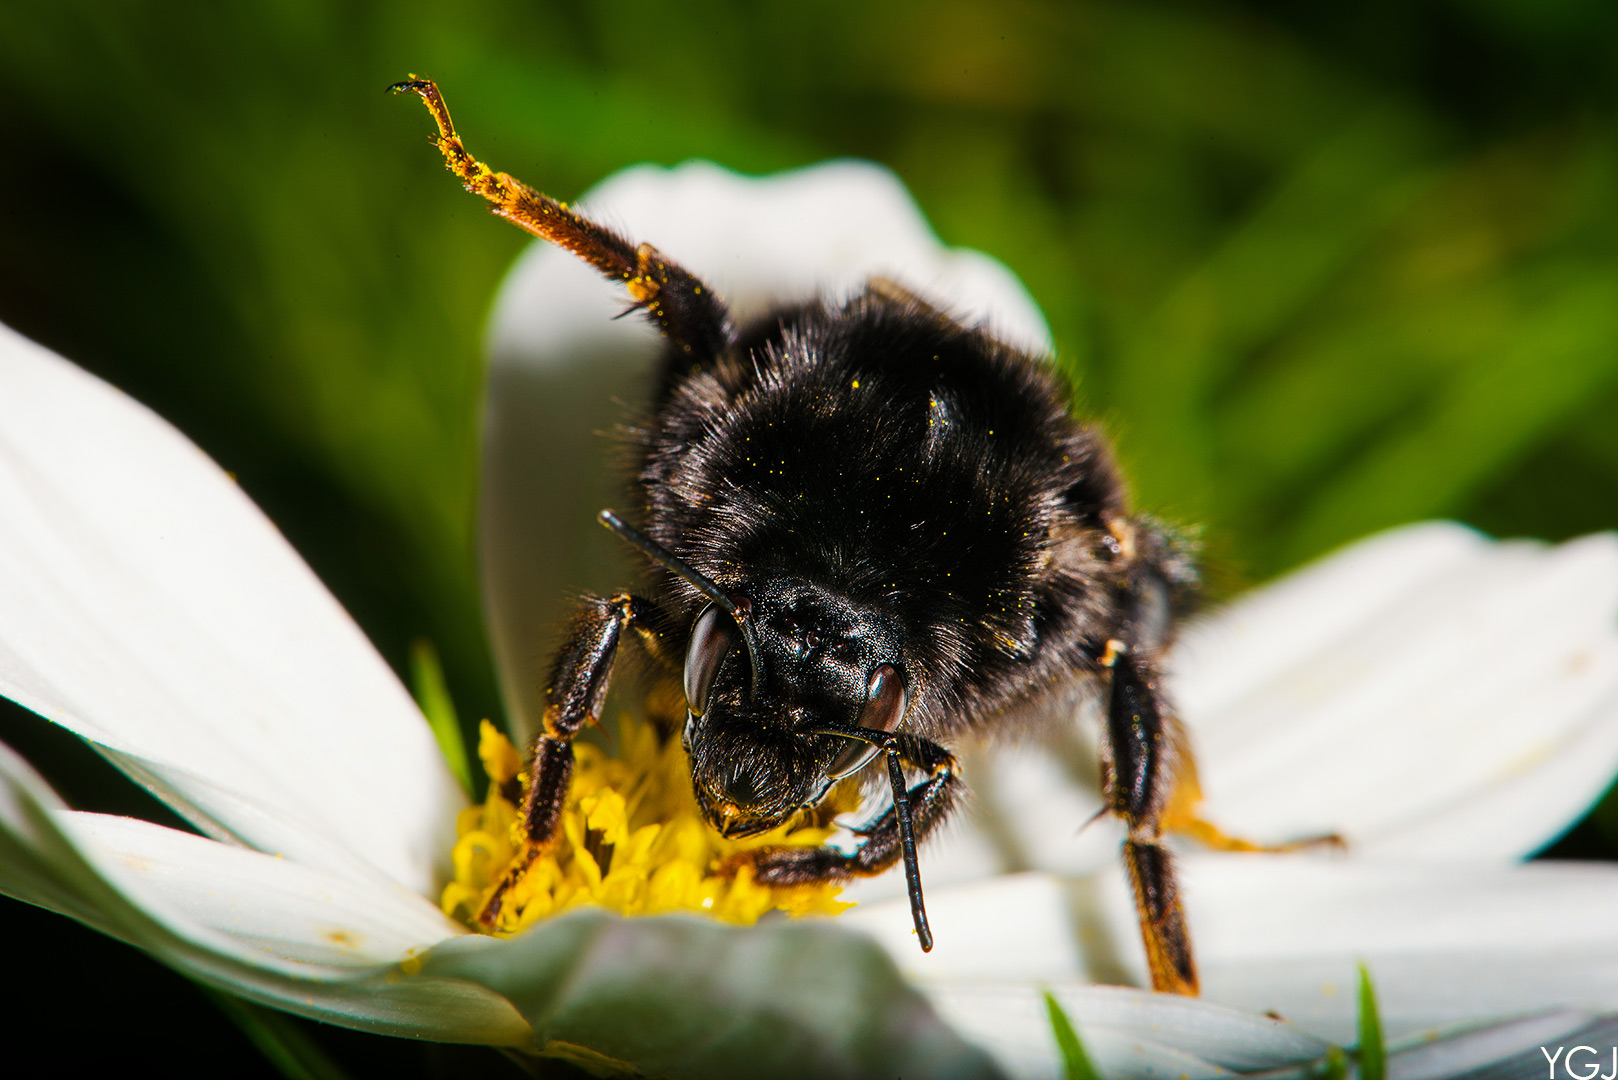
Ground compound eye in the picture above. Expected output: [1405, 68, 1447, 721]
[684, 603, 738, 717]
[860, 664, 908, 733]
[828, 663, 909, 779]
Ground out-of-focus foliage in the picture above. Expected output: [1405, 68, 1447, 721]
[3, 0, 1616, 710]
[0, 1, 1614, 1074]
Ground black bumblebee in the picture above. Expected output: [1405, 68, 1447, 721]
[396, 77, 1204, 994]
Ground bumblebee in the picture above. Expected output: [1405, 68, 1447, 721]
[396, 77, 1209, 994]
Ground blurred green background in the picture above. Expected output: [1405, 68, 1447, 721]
[0, 1, 1615, 1076]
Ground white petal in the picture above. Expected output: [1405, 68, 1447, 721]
[480, 160, 1051, 736]
[954, 733, 1122, 879]
[848, 880, 1328, 1078]
[0, 324, 464, 894]
[930, 983, 1605, 1080]
[844, 872, 1143, 986]
[0, 737, 529, 1044]
[847, 858, 1618, 1051]
[1186, 855, 1618, 1044]
[1387, 1010, 1595, 1080]
[1175, 524, 1618, 856]
[929, 982, 1328, 1079]
[1171, 522, 1492, 722]
[61, 812, 464, 968]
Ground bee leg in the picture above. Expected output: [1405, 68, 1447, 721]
[476, 591, 672, 927]
[1121, 838, 1196, 995]
[1174, 817, 1346, 853]
[1158, 761, 1346, 853]
[728, 733, 963, 951]
[1105, 651, 1199, 996]
[390, 77, 729, 358]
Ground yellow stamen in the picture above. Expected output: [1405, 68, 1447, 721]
[478, 720, 523, 785]
[443, 717, 857, 933]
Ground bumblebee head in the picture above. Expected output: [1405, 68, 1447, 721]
[680, 581, 909, 837]
[595, 511, 910, 837]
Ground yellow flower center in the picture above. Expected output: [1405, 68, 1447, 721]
[441, 714, 857, 934]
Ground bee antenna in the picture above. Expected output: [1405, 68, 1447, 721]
[886, 748, 933, 951]
[598, 509, 763, 696]
[811, 721, 934, 952]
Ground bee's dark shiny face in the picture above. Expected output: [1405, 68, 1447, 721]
[679, 578, 910, 836]
[684, 705, 822, 837]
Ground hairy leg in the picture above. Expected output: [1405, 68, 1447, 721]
[1104, 649, 1199, 994]
[391, 77, 730, 359]
[477, 591, 673, 926]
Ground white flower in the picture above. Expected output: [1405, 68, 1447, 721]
[2, 158, 1617, 1080]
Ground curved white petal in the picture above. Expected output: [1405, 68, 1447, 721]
[1173, 522, 1494, 723]
[0, 737, 529, 1044]
[480, 160, 1051, 736]
[924, 983, 1609, 1080]
[0, 324, 464, 894]
[1177, 523, 1618, 857]
[847, 858, 1618, 1057]
[930, 983, 1329, 1080]
[1187, 855, 1618, 1043]
[62, 812, 465, 968]
[1387, 1010, 1598, 1080]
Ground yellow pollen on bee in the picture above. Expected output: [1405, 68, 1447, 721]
[442, 718, 858, 935]
[1098, 638, 1128, 668]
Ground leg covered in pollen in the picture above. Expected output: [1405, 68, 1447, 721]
[1158, 760, 1346, 854]
[389, 77, 729, 360]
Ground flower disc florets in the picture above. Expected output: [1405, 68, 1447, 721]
[442, 710, 858, 933]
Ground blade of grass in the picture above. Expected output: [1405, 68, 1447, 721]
[410, 638, 473, 798]
[1357, 963, 1386, 1080]
[1043, 990, 1102, 1080]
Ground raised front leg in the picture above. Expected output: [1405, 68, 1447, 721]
[477, 591, 672, 926]
[1104, 649, 1198, 995]
[390, 77, 730, 359]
